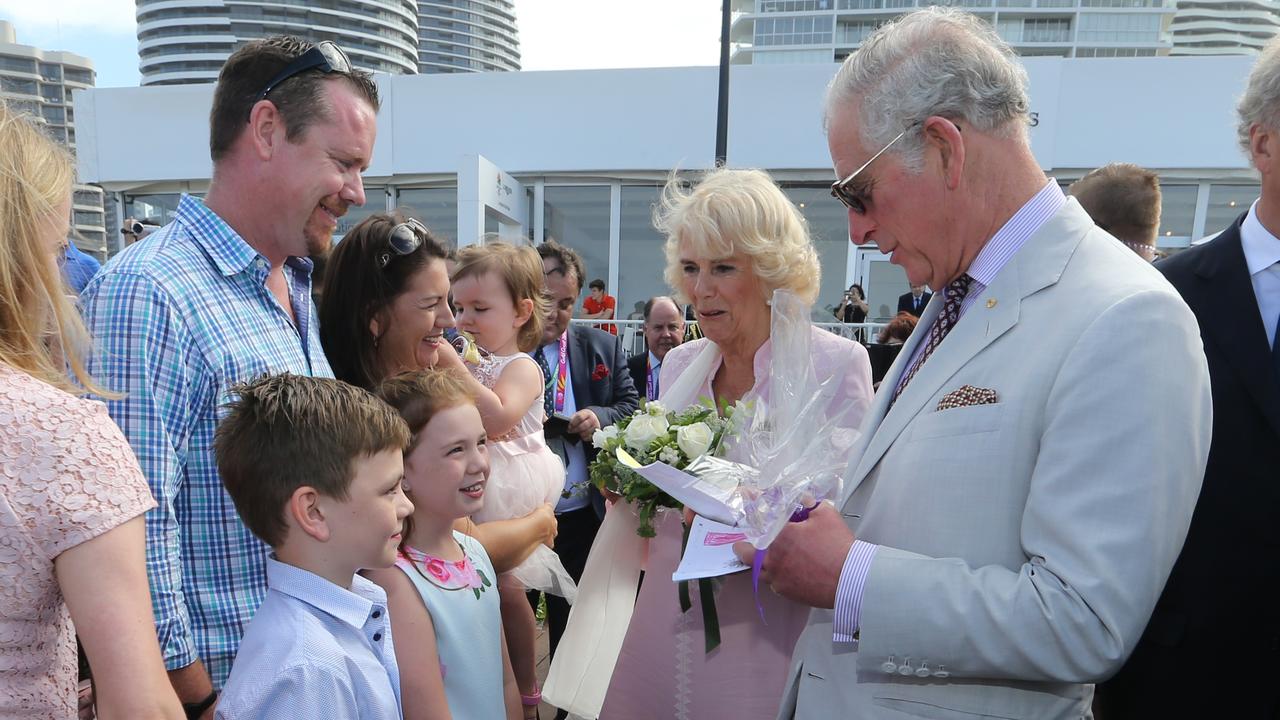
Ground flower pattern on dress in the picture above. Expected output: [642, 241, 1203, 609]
[399, 544, 492, 600]
[0, 365, 155, 718]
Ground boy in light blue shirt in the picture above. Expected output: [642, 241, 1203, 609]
[213, 374, 415, 719]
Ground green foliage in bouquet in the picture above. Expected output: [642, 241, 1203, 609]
[587, 399, 742, 537]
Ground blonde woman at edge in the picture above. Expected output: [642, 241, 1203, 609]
[0, 105, 183, 720]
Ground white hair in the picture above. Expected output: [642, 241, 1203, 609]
[825, 7, 1031, 171]
[1237, 36, 1280, 153]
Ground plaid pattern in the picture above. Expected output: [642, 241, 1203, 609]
[80, 195, 332, 687]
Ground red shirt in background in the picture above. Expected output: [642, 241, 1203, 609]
[583, 294, 618, 335]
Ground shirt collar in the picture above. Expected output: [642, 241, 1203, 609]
[265, 555, 385, 630]
[964, 180, 1066, 289]
[176, 194, 262, 277]
[1241, 199, 1280, 276]
[648, 351, 662, 369]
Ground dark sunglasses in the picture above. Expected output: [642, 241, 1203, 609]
[255, 41, 353, 102]
[377, 218, 429, 270]
[830, 121, 921, 215]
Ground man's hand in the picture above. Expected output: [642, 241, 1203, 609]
[567, 408, 601, 441]
[732, 502, 855, 609]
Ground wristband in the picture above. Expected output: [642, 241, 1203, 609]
[183, 690, 217, 719]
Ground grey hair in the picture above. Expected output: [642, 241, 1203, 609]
[1237, 36, 1280, 153]
[825, 7, 1031, 171]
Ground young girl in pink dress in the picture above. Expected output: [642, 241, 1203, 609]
[436, 241, 574, 718]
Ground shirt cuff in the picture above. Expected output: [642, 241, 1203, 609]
[832, 540, 879, 643]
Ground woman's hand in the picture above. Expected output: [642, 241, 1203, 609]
[532, 503, 558, 548]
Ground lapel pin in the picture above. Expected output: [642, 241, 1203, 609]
[985, 298, 997, 309]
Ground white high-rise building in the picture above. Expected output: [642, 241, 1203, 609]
[0, 21, 106, 259]
[730, 0, 1179, 64]
[1170, 0, 1280, 55]
[136, 0, 420, 86]
[417, 0, 520, 73]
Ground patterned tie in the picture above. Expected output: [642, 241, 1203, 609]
[534, 347, 555, 419]
[893, 274, 974, 402]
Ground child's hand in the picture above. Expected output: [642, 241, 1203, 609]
[532, 503, 558, 548]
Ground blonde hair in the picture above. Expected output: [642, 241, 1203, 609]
[657, 168, 821, 306]
[450, 241, 550, 353]
[0, 103, 103, 395]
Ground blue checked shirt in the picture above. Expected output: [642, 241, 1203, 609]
[80, 195, 332, 687]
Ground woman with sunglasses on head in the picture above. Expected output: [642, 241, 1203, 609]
[0, 105, 183, 718]
[318, 212, 558, 577]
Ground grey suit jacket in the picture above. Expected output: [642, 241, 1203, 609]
[781, 200, 1212, 720]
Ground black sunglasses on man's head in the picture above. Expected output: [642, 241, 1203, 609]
[255, 41, 353, 103]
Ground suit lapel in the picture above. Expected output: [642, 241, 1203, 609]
[1188, 224, 1280, 438]
[844, 202, 1087, 498]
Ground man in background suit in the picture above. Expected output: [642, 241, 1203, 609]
[738, 9, 1212, 719]
[1094, 40, 1280, 718]
[627, 295, 685, 401]
[534, 240, 639, 713]
[896, 283, 932, 315]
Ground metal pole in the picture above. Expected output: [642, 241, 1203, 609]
[715, 0, 731, 166]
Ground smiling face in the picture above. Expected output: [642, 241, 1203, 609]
[451, 270, 530, 356]
[372, 257, 454, 373]
[827, 103, 958, 290]
[270, 80, 377, 259]
[541, 257, 579, 346]
[643, 298, 684, 361]
[403, 403, 490, 523]
[677, 247, 770, 348]
[322, 447, 413, 571]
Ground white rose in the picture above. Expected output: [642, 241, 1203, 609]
[645, 401, 667, 417]
[676, 421, 714, 459]
[624, 414, 670, 452]
[592, 424, 619, 450]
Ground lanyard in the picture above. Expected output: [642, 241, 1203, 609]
[646, 356, 658, 401]
[554, 331, 568, 413]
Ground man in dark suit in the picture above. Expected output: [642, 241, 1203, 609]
[534, 240, 640, 702]
[1094, 43, 1280, 718]
[896, 283, 932, 315]
[627, 295, 685, 401]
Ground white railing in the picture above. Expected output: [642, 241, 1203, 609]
[569, 318, 889, 356]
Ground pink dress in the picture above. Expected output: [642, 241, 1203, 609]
[467, 353, 575, 598]
[0, 365, 156, 718]
[601, 328, 873, 720]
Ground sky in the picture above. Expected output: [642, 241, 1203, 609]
[0, 0, 726, 88]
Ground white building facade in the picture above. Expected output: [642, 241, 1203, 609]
[417, 0, 521, 73]
[730, 0, 1179, 64]
[136, 0, 420, 86]
[0, 21, 106, 259]
[1170, 0, 1280, 55]
[73, 56, 1257, 320]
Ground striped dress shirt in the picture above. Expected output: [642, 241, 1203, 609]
[80, 194, 332, 687]
[833, 180, 1066, 642]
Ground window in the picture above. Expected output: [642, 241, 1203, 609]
[543, 186, 611, 299]
[396, 187, 458, 247]
[1203, 184, 1257, 235]
[781, 187, 852, 322]
[1157, 185, 1197, 241]
[1076, 12, 1163, 43]
[616, 186, 669, 324]
[125, 193, 186, 227]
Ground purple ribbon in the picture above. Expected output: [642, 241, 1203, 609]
[751, 504, 814, 624]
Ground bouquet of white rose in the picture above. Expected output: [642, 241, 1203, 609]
[588, 400, 745, 537]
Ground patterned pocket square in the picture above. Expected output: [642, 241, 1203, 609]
[936, 385, 999, 411]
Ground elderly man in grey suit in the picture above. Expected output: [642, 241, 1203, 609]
[736, 8, 1213, 719]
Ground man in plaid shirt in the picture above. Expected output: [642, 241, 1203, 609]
[81, 36, 379, 715]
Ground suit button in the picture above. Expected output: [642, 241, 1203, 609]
[898, 664, 915, 676]
[881, 659, 898, 674]
[933, 665, 950, 679]
[915, 664, 932, 678]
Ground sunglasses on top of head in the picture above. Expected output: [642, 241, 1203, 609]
[255, 41, 353, 103]
[376, 218, 430, 270]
